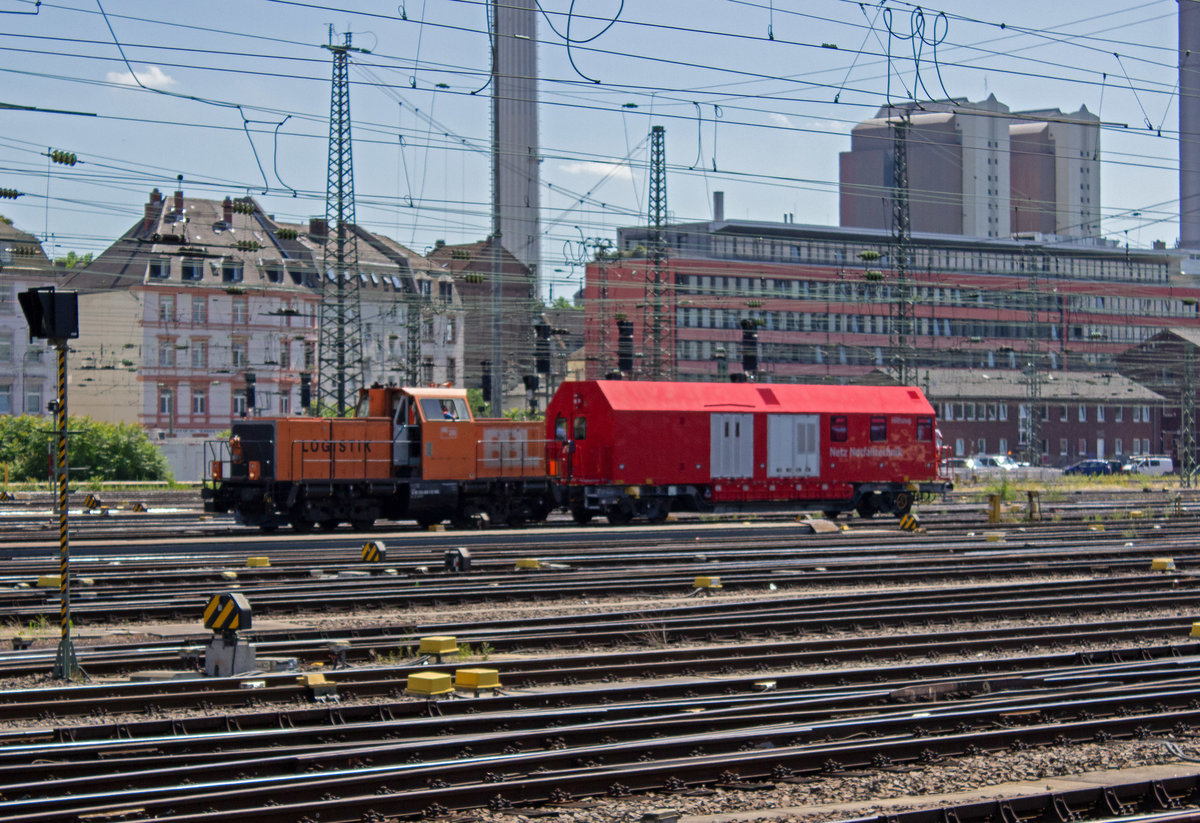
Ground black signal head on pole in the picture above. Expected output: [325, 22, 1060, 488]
[18, 287, 79, 342]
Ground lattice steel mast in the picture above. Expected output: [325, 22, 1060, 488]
[646, 125, 668, 380]
[1183, 346, 1197, 487]
[1023, 257, 1044, 466]
[890, 111, 914, 386]
[317, 31, 367, 415]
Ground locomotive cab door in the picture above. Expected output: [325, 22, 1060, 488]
[393, 395, 421, 474]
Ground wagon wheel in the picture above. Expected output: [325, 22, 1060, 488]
[571, 505, 593, 525]
[415, 515, 442, 530]
[892, 491, 913, 517]
[290, 513, 314, 533]
[855, 496, 877, 519]
[647, 500, 671, 524]
[318, 519, 341, 531]
[349, 517, 375, 532]
[605, 499, 634, 526]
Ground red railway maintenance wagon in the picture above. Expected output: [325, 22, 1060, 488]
[545, 380, 948, 524]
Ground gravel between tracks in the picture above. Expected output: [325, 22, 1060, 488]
[468, 742, 1193, 823]
[3, 576, 1198, 822]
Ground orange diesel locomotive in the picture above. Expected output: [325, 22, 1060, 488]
[203, 384, 554, 531]
[203, 380, 948, 530]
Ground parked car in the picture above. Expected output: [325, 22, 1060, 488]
[974, 454, 1019, 472]
[1063, 459, 1113, 476]
[1123, 456, 1174, 476]
[941, 457, 977, 472]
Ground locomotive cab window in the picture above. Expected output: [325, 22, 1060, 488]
[573, 416, 587, 440]
[916, 416, 933, 441]
[420, 397, 468, 421]
[870, 416, 887, 442]
[830, 415, 847, 442]
[555, 416, 567, 440]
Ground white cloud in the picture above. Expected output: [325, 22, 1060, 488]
[558, 160, 633, 182]
[105, 65, 177, 90]
[801, 118, 852, 134]
[769, 112, 794, 128]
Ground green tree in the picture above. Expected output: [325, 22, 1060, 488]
[466, 388, 489, 418]
[0, 415, 171, 482]
[54, 251, 93, 269]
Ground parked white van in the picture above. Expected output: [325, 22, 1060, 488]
[1123, 456, 1174, 476]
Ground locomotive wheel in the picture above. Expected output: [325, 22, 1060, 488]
[350, 517, 375, 532]
[571, 506, 593, 525]
[318, 519, 340, 531]
[892, 491, 913, 517]
[855, 496, 877, 519]
[605, 499, 634, 526]
[290, 514, 314, 533]
[415, 515, 442, 530]
[259, 523, 279, 534]
[822, 510, 840, 521]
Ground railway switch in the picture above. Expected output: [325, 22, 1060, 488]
[297, 673, 338, 702]
[455, 668, 500, 692]
[406, 671, 454, 696]
[445, 547, 472, 572]
[327, 641, 350, 668]
[246, 556, 271, 567]
[202, 592, 256, 677]
[419, 635, 459, 662]
[1151, 558, 1176, 571]
[361, 540, 386, 563]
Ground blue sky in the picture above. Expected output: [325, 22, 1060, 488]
[0, 0, 1182, 298]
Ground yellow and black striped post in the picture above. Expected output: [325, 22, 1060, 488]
[52, 341, 77, 680]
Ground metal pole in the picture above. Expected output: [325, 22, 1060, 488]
[52, 340, 77, 680]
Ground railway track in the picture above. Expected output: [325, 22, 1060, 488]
[4, 495, 1200, 822]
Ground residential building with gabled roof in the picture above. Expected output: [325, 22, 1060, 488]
[0, 216, 59, 417]
[62, 186, 462, 441]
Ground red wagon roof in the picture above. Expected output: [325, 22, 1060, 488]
[578, 380, 934, 415]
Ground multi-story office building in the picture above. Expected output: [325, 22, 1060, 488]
[586, 213, 1192, 464]
[840, 98, 1100, 239]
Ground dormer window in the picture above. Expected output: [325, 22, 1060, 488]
[182, 259, 204, 281]
[264, 266, 283, 284]
[148, 259, 169, 279]
[222, 262, 244, 283]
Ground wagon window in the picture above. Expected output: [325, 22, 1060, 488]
[916, 417, 933, 441]
[555, 416, 567, 440]
[830, 415, 847, 442]
[870, 416, 887, 442]
[573, 416, 587, 440]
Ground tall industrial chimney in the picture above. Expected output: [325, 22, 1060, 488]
[1181, 1, 1200, 246]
